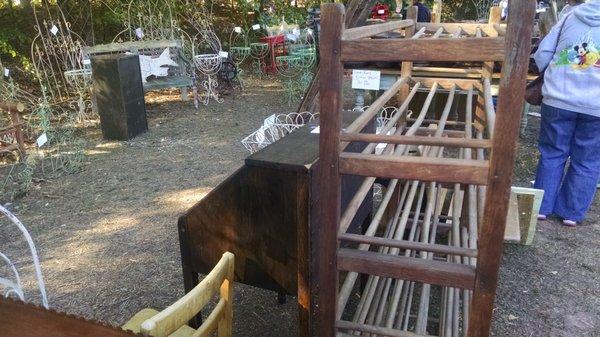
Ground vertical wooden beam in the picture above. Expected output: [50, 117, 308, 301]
[433, 0, 442, 23]
[467, 1, 535, 336]
[475, 6, 502, 134]
[312, 4, 345, 337]
[397, 6, 417, 105]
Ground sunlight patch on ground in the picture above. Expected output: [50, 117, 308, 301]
[95, 142, 122, 150]
[157, 187, 212, 209]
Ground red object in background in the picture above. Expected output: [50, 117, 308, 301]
[371, 3, 390, 21]
[259, 34, 287, 74]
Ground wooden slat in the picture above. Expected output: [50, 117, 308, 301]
[313, 4, 345, 337]
[345, 77, 409, 134]
[338, 233, 478, 258]
[342, 20, 414, 40]
[416, 23, 497, 36]
[412, 27, 427, 39]
[339, 134, 492, 149]
[410, 77, 482, 91]
[468, 1, 536, 336]
[336, 320, 437, 337]
[414, 128, 465, 138]
[338, 248, 476, 290]
[339, 153, 489, 185]
[341, 38, 505, 62]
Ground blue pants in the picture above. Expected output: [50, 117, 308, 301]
[534, 104, 600, 221]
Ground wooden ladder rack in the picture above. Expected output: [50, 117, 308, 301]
[312, 2, 534, 337]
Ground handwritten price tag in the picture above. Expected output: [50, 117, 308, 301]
[50, 25, 59, 35]
[219, 51, 229, 58]
[252, 24, 261, 30]
[352, 70, 381, 91]
[3, 68, 9, 77]
[234, 26, 242, 33]
[378, 9, 385, 14]
[83, 59, 91, 65]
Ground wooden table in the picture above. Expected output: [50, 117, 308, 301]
[177, 113, 373, 337]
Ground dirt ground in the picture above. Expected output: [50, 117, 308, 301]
[1, 78, 599, 337]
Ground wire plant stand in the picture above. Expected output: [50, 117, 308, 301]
[275, 28, 317, 104]
[0, 204, 49, 309]
[241, 111, 319, 154]
[229, 27, 251, 89]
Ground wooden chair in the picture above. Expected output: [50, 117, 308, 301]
[122, 252, 234, 337]
[0, 102, 26, 157]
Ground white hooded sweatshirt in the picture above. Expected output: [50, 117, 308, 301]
[534, 0, 600, 116]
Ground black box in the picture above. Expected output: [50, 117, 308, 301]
[91, 54, 147, 141]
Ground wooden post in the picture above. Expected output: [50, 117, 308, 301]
[467, 1, 535, 336]
[0, 101, 26, 156]
[433, 0, 442, 23]
[312, 4, 345, 337]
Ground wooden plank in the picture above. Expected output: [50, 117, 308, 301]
[0, 298, 139, 337]
[342, 20, 414, 40]
[337, 320, 437, 337]
[85, 39, 181, 54]
[414, 128, 465, 138]
[503, 191, 521, 243]
[338, 248, 476, 290]
[410, 77, 482, 92]
[415, 23, 497, 36]
[312, 4, 345, 337]
[339, 134, 492, 149]
[468, 1, 536, 336]
[341, 38, 505, 62]
[338, 233, 478, 258]
[338, 153, 489, 185]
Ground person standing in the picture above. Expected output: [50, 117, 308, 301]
[412, 0, 431, 22]
[533, 0, 600, 227]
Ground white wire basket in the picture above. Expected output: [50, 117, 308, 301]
[241, 111, 319, 154]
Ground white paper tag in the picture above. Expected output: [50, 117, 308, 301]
[83, 59, 91, 65]
[263, 114, 276, 127]
[292, 28, 300, 36]
[219, 51, 229, 58]
[50, 25, 59, 35]
[378, 9, 385, 14]
[307, 28, 313, 35]
[252, 24, 261, 31]
[352, 70, 381, 91]
[311, 126, 320, 134]
[135, 27, 144, 39]
[3, 68, 9, 77]
[37, 133, 48, 148]
[234, 26, 242, 33]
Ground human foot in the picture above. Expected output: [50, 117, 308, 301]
[537, 214, 547, 220]
[562, 219, 577, 227]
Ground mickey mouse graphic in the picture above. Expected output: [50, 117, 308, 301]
[574, 42, 589, 65]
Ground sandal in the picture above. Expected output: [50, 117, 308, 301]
[562, 219, 577, 227]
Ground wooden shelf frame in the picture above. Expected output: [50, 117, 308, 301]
[312, 2, 535, 337]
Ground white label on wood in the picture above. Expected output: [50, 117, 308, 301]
[252, 24, 261, 30]
[378, 9, 385, 14]
[3, 68, 9, 77]
[50, 25, 59, 35]
[352, 70, 381, 91]
[234, 26, 242, 33]
[36, 133, 48, 148]
[135, 27, 144, 39]
[219, 51, 229, 58]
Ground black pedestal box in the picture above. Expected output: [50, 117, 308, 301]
[91, 54, 147, 141]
